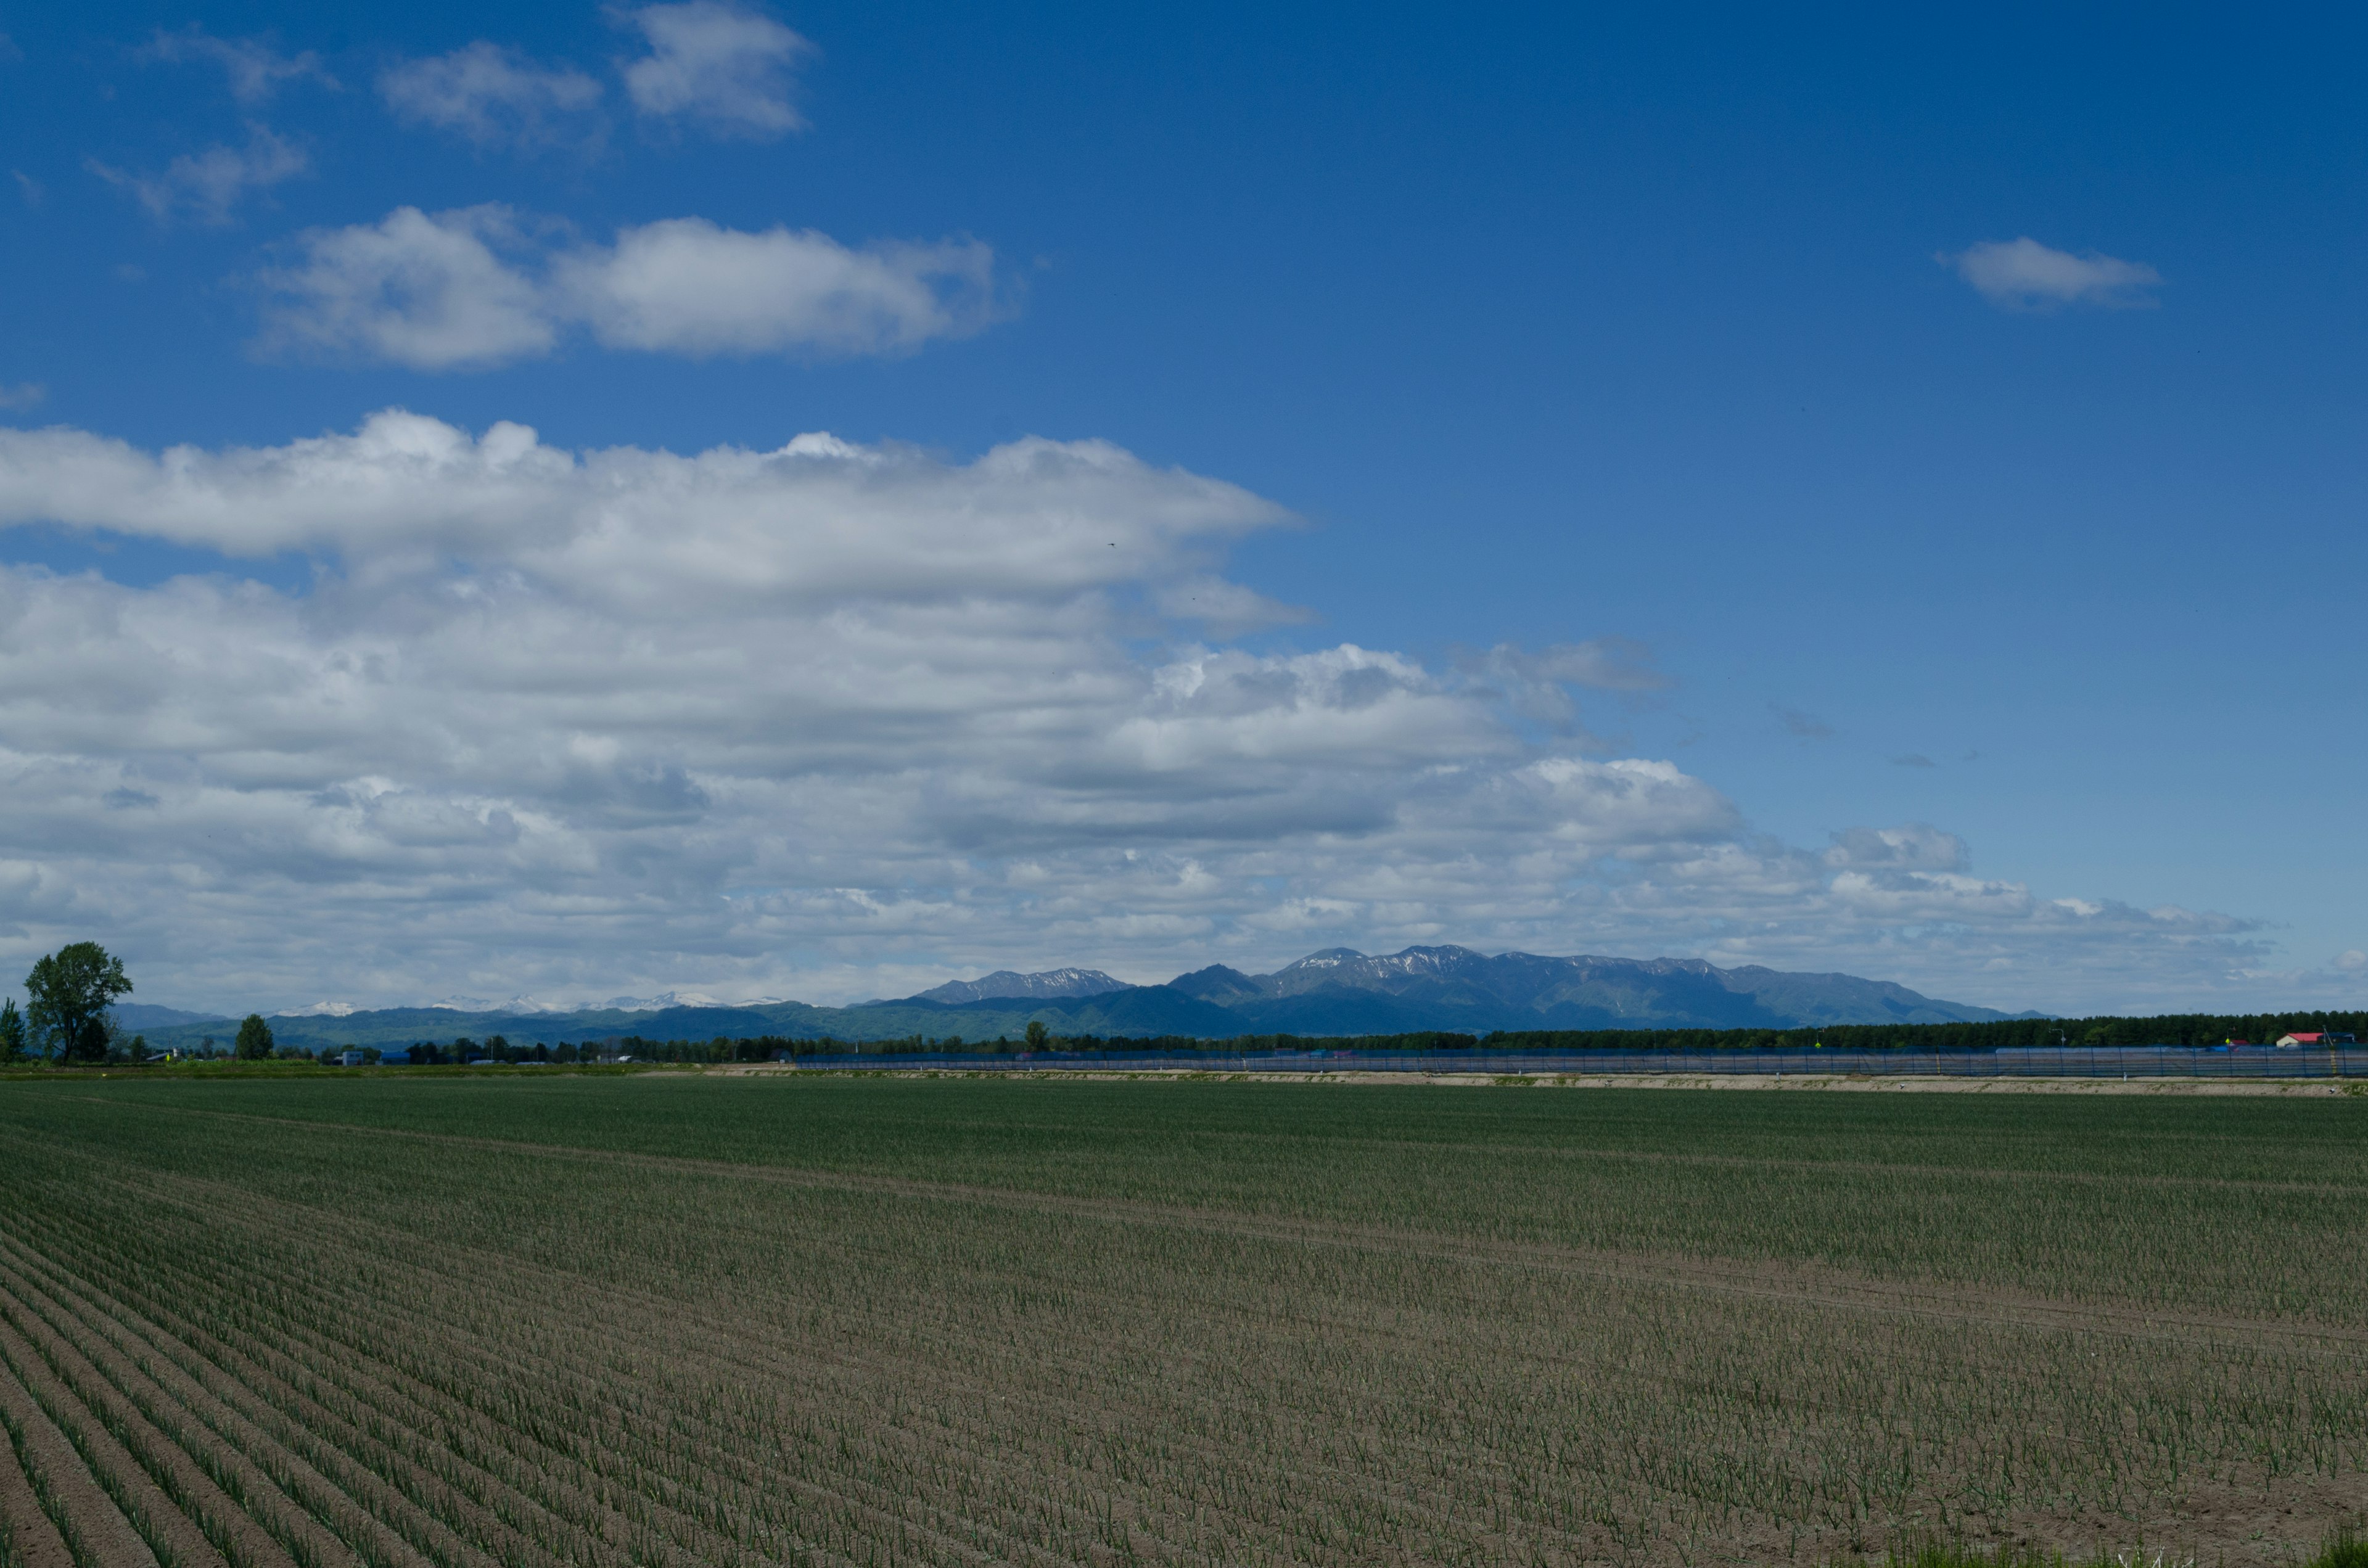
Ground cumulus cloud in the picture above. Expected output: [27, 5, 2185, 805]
[89, 124, 309, 226]
[557, 220, 999, 355]
[1945, 237, 2163, 311]
[141, 27, 337, 103]
[616, 1, 811, 139]
[255, 206, 554, 369]
[380, 42, 604, 149]
[0, 413, 2275, 1014]
[256, 206, 1003, 368]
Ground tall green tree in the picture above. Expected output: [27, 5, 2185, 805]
[0, 999, 23, 1062]
[23, 943, 131, 1064]
[234, 1014, 275, 1060]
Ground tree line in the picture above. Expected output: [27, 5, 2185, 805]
[6, 942, 2361, 1067]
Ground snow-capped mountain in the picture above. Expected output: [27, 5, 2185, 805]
[912, 969, 1133, 1004]
[598, 991, 789, 1013]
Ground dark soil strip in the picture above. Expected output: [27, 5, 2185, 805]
[0, 1271, 279, 1568]
[0, 1350, 154, 1568]
[0, 1418, 75, 1568]
[0, 1307, 229, 1568]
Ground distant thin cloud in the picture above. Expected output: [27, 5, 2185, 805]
[0, 383, 46, 411]
[11, 170, 39, 207]
[1889, 752, 1935, 768]
[616, 1, 812, 139]
[89, 124, 309, 226]
[380, 42, 604, 150]
[1944, 237, 2161, 311]
[1773, 704, 1835, 739]
[142, 26, 337, 104]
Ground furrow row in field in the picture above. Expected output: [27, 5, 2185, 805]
[28, 1160, 1600, 1563]
[37, 1180, 2074, 1563]
[107, 1098, 2368, 1330]
[0, 1321, 157, 1568]
[23, 1197, 1318, 1567]
[4, 1088, 2361, 1568]
[0, 1300, 231, 1568]
[0, 1218, 732, 1568]
[0, 1240, 445, 1568]
[0, 1188, 1132, 1567]
[97, 1151, 2349, 1563]
[162, 1165, 1704, 1563]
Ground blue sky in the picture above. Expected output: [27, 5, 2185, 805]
[1, 1, 2361, 1014]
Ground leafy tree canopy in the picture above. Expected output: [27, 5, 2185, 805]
[23, 943, 131, 1064]
[234, 1014, 275, 1060]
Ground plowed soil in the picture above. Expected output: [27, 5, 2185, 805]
[0, 1072, 2358, 1567]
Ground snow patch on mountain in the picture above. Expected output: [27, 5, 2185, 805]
[912, 969, 1134, 1004]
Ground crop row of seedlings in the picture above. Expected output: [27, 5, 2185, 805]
[0, 1088, 2360, 1566]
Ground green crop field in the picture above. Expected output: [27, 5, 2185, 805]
[0, 1074, 2359, 1567]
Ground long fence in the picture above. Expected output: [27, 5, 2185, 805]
[790, 1043, 2366, 1078]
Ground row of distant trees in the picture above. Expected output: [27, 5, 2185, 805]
[8, 942, 2362, 1067]
[0, 944, 278, 1064]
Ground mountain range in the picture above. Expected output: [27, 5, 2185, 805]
[119, 946, 2043, 1054]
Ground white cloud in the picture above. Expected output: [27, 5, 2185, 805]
[255, 207, 554, 370]
[1945, 237, 2162, 311]
[142, 27, 337, 103]
[255, 207, 1003, 369]
[380, 42, 604, 149]
[556, 220, 1000, 356]
[89, 124, 309, 226]
[0, 412, 2279, 1015]
[617, 1, 811, 138]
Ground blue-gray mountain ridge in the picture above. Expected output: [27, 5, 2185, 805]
[123, 947, 2042, 1054]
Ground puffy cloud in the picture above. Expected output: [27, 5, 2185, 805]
[0, 412, 2272, 1014]
[380, 43, 604, 149]
[617, 1, 811, 139]
[89, 125, 309, 226]
[555, 220, 1000, 356]
[255, 207, 1003, 369]
[141, 27, 336, 104]
[1945, 237, 2162, 311]
[255, 207, 554, 370]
